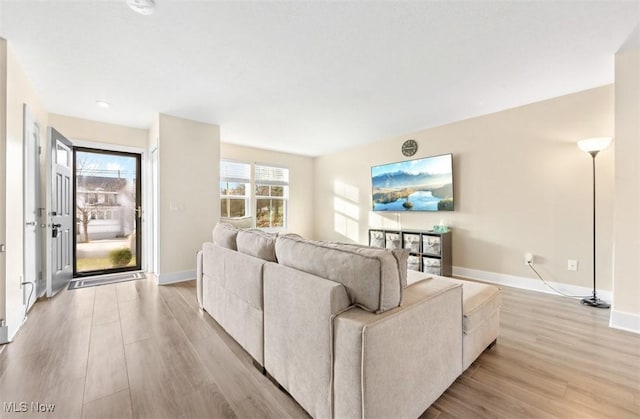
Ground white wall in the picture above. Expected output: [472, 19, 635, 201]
[220, 143, 315, 238]
[314, 86, 615, 295]
[157, 113, 220, 283]
[1, 41, 49, 341]
[611, 27, 640, 333]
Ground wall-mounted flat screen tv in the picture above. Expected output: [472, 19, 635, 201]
[371, 153, 453, 212]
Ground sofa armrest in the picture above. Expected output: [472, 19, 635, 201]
[263, 263, 351, 419]
[333, 277, 463, 419]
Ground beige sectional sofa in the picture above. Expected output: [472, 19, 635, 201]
[196, 224, 501, 419]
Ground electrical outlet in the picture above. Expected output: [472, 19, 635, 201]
[524, 253, 534, 265]
[568, 259, 578, 271]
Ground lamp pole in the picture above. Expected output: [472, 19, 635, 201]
[578, 138, 611, 309]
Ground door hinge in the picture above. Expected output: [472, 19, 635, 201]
[38, 146, 42, 155]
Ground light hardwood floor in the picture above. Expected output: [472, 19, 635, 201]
[0, 276, 638, 419]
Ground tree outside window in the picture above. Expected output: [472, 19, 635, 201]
[219, 161, 289, 229]
[220, 181, 249, 218]
[255, 166, 288, 229]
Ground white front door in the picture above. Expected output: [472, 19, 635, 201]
[23, 105, 42, 306]
[45, 127, 73, 297]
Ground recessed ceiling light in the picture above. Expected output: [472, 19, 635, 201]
[126, 0, 155, 16]
[96, 100, 110, 108]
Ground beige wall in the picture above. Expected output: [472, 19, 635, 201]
[48, 113, 148, 149]
[314, 86, 615, 292]
[612, 28, 640, 325]
[157, 113, 219, 283]
[1, 41, 48, 339]
[220, 143, 315, 238]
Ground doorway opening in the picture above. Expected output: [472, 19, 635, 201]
[73, 147, 142, 277]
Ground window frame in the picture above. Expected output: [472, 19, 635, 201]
[255, 164, 289, 231]
[219, 160, 290, 231]
[220, 160, 252, 220]
[220, 181, 250, 219]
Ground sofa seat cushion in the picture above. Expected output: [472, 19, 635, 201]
[236, 229, 277, 262]
[455, 280, 501, 334]
[406, 271, 501, 334]
[275, 234, 403, 313]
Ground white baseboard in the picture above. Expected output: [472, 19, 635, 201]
[157, 270, 196, 285]
[609, 310, 640, 334]
[0, 324, 8, 344]
[0, 305, 27, 344]
[452, 266, 613, 303]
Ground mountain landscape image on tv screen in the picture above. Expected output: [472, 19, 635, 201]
[372, 154, 453, 212]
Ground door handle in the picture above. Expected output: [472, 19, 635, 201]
[51, 223, 61, 238]
[52, 223, 62, 228]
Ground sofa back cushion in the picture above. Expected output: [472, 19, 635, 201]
[275, 235, 403, 313]
[324, 241, 409, 289]
[213, 222, 238, 250]
[237, 229, 278, 262]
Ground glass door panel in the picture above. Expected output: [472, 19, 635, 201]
[74, 148, 141, 276]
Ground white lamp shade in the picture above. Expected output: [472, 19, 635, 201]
[127, 0, 155, 15]
[577, 137, 612, 153]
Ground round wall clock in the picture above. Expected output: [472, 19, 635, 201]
[402, 139, 418, 157]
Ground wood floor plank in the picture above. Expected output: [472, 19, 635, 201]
[564, 384, 640, 418]
[171, 281, 201, 312]
[471, 365, 602, 419]
[118, 294, 177, 346]
[92, 286, 119, 326]
[83, 321, 129, 403]
[473, 345, 569, 397]
[1, 277, 638, 419]
[430, 390, 497, 419]
[445, 375, 556, 419]
[172, 382, 238, 419]
[81, 389, 133, 419]
[189, 335, 308, 419]
[162, 291, 213, 342]
[114, 281, 141, 304]
[124, 332, 219, 418]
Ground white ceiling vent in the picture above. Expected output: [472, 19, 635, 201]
[126, 0, 156, 16]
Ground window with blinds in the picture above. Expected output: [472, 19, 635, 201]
[255, 164, 289, 229]
[220, 160, 251, 219]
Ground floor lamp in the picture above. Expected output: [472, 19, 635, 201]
[577, 137, 612, 309]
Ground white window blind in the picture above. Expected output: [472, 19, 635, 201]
[220, 160, 251, 183]
[255, 165, 289, 186]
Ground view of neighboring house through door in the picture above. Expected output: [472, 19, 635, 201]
[74, 148, 141, 276]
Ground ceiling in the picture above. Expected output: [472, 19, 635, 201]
[0, 1, 638, 156]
